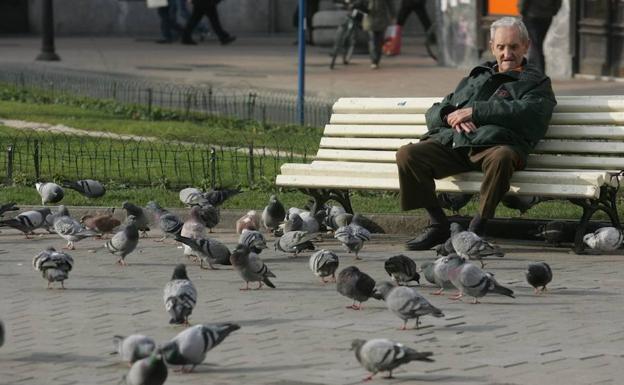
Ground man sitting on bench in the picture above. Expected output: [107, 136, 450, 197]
[396, 16, 557, 251]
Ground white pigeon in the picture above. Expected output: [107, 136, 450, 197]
[351, 338, 434, 381]
[583, 226, 623, 251]
[450, 222, 503, 267]
[163, 264, 197, 325]
[35, 182, 64, 205]
[53, 215, 98, 250]
[112, 334, 156, 366]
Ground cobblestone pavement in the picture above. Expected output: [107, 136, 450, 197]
[1, 225, 623, 385]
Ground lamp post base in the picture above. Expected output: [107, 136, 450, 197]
[36, 51, 61, 61]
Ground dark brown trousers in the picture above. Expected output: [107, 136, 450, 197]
[395, 140, 523, 219]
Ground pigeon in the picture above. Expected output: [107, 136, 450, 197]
[384, 255, 420, 286]
[275, 231, 318, 255]
[283, 213, 304, 232]
[163, 264, 197, 325]
[450, 222, 504, 267]
[334, 224, 371, 259]
[32, 247, 74, 289]
[35, 182, 64, 205]
[0, 320, 4, 347]
[299, 210, 325, 233]
[420, 261, 436, 286]
[197, 204, 219, 232]
[261, 195, 286, 231]
[239, 229, 268, 254]
[286, 207, 306, 220]
[583, 226, 623, 251]
[113, 334, 156, 366]
[122, 202, 150, 237]
[0, 202, 19, 217]
[175, 235, 231, 269]
[325, 212, 353, 231]
[526, 262, 553, 295]
[53, 215, 98, 250]
[41, 206, 67, 233]
[375, 282, 444, 329]
[105, 215, 140, 266]
[179, 187, 208, 206]
[309, 249, 340, 283]
[235, 210, 260, 234]
[501, 195, 550, 215]
[230, 244, 276, 290]
[432, 234, 455, 256]
[351, 338, 434, 381]
[62, 179, 105, 198]
[431, 256, 457, 295]
[445, 255, 515, 304]
[203, 187, 241, 207]
[123, 349, 167, 385]
[162, 323, 240, 372]
[352, 213, 385, 234]
[437, 192, 473, 214]
[145, 201, 183, 241]
[180, 206, 207, 260]
[0, 209, 49, 237]
[336, 266, 381, 310]
[81, 212, 121, 238]
[534, 220, 566, 245]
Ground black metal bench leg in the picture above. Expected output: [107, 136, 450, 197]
[300, 188, 353, 214]
[570, 186, 622, 254]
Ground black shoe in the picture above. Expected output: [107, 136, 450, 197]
[405, 224, 451, 251]
[220, 35, 236, 45]
[181, 38, 197, 45]
[156, 39, 174, 44]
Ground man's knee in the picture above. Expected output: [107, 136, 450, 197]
[487, 146, 521, 170]
[396, 141, 432, 167]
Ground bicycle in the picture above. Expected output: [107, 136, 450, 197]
[329, 0, 367, 69]
[424, 22, 438, 62]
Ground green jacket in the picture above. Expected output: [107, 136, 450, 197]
[423, 60, 557, 164]
[362, 0, 395, 32]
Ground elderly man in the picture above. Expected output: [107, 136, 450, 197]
[397, 17, 557, 250]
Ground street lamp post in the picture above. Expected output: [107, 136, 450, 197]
[297, 0, 306, 126]
[36, 0, 60, 61]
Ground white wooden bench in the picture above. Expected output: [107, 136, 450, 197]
[275, 96, 624, 252]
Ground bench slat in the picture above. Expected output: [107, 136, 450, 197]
[319, 137, 624, 154]
[280, 162, 610, 186]
[275, 175, 600, 198]
[315, 149, 624, 169]
[323, 124, 624, 140]
[330, 112, 624, 126]
[332, 97, 624, 114]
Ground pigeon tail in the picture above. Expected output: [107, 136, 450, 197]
[405, 349, 435, 363]
[489, 279, 515, 298]
[262, 277, 276, 288]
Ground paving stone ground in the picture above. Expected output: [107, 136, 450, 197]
[1, 223, 623, 385]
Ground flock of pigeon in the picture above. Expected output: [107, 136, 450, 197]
[0, 180, 623, 383]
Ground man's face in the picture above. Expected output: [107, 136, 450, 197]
[490, 26, 529, 72]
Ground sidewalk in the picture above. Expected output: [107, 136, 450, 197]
[1, 34, 623, 101]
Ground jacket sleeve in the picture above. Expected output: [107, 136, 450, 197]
[471, 78, 557, 142]
[424, 76, 469, 130]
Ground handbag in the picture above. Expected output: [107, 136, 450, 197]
[382, 24, 402, 56]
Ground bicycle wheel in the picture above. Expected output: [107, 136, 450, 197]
[425, 23, 439, 62]
[343, 25, 356, 64]
[330, 24, 347, 69]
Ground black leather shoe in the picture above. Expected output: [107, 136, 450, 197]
[220, 35, 236, 45]
[405, 224, 451, 251]
[181, 38, 197, 45]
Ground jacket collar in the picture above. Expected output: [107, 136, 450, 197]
[469, 58, 548, 83]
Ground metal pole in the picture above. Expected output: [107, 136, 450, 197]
[36, 0, 61, 61]
[297, 0, 306, 125]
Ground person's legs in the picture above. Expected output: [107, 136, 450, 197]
[368, 30, 385, 67]
[524, 17, 552, 73]
[204, 2, 234, 44]
[157, 6, 174, 42]
[181, 4, 203, 44]
[396, 0, 412, 27]
[413, 0, 432, 31]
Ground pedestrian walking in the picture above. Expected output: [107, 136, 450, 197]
[519, 0, 562, 73]
[181, 0, 235, 45]
[363, 0, 395, 69]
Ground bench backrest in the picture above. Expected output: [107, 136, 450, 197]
[318, 96, 624, 171]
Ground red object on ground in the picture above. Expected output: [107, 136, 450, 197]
[383, 25, 402, 56]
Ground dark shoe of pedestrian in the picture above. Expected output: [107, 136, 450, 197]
[181, 38, 198, 45]
[156, 39, 173, 44]
[405, 224, 451, 251]
[220, 35, 236, 45]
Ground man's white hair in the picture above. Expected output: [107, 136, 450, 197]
[490, 17, 529, 43]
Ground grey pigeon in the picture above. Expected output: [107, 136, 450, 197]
[526, 262, 553, 295]
[286, 207, 306, 220]
[113, 334, 156, 366]
[334, 224, 371, 259]
[437, 192, 474, 214]
[163, 264, 197, 325]
[384, 255, 420, 285]
[230, 244, 276, 290]
[105, 215, 140, 266]
[325, 212, 353, 231]
[175, 235, 231, 269]
[375, 282, 444, 329]
[275, 230, 318, 255]
[431, 256, 457, 295]
[122, 202, 150, 237]
[53, 215, 98, 250]
[261, 195, 285, 231]
[145, 201, 183, 241]
[534, 220, 566, 245]
[62, 179, 105, 198]
[299, 210, 325, 233]
[309, 249, 340, 283]
[41, 206, 67, 233]
[32, 247, 74, 289]
[432, 233, 455, 256]
[283, 213, 304, 232]
[239, 229, 268, 254]
[351, 338, 433, 381]
[179, 187, 209, 206]
[337, 266, 381, 310]
[0, 202, 19, 217]
[203, 187, 241, 207]
[0, 320, 4, 347]
[197, 204, 220, 232]
[123, 349, 167, 385]
[445, 255, 515, 304]
[0, 209, 49, 237]
[501, 195, 550, 215]
[180, 206, 206, 259]
[450, 222, 504, 268]
[35, 182, 64, 205]
[162, 323, 240, 372]
[583, 226, 623, 251]
[420, 262, 436, 286]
